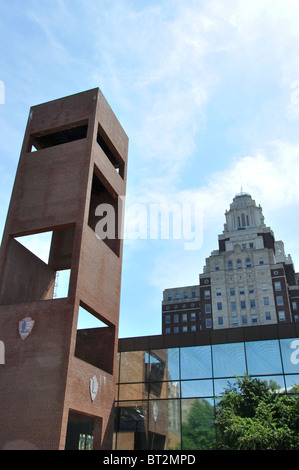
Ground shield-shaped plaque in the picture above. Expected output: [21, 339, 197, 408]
[90, 375, 98, 402]
[19, 317, 35, 340]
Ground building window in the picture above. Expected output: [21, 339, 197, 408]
[276, 296, 284, 306]
[262, 283, 267, 291]
[192, 291, 196, 298]
[184, 292, 188, 299]
[231, 302, 236, 311]
[191, 324, 196, 332]
[182, 325, 188, 333]
[168, 295, 172, 300]
[249, 286, 254, 294]
[205, 318, 212, 328]
[250, 300, 256, 309]
[216, 288, 222, 296]
[246, 258, 251, 268]
[274, 281, 282, 292]
[241, 213, 246, 227]
[278, 311, 286, 321]
[263, 297, 269, 306]
[190, 312, 196, 321]
[251, 315, 258, 324]
[165, 327, 171, 334]
[265, 311, 271, 321]
[204, 290, 210, 300]
[174, 314, 179, 323]
[165, 315, 170, 323]
[237, 259, 242, 269]
[205, 304, 211, 314]
[174, 326, 179, 334]
[292, 301, 298, 311]
[217, 302, 222, 311]
[175, 294, 180, 299]
[240, 300, 246, 309]
[228, 261, 233, 270]
[230, 287, 235, 296]
[242, 315, 248, 325]
[249, 242, 254, 248]
[259, 258, 264, 265]
[239, 287, 245, 295]
[215, 264, 220, 271]
[232, 316, 238, 326]
[218, 316, 223, 325]
[294, 315, 299, 323]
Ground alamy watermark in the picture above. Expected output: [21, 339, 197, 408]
[0, 81, 5, 104]
[95, 197, 203, 251]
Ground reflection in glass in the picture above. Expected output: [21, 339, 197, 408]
[148, 399, 181, 450]
[181, 398, 215, 450]
[149, 381, 180, 400]
[149, 348, 180, 381]
[119, 383, 148, 401]
[115, 401, 148, 450]
[285, 375, 299, 393]
[214, 377, 239, 397]
[181, 346, 212, 380]
[245, 340, 283, 375]
[212, 343, 246, 378]
[251, 375, 285, 392]
[280, 338, 299, 374]
[119, 350, 148, 383]
[181, 380, 213, 398]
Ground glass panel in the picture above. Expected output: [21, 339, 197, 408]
[285, 375, 299, 393]
[214, 377, 239, 397]
[119, 350, 148, 383]
[150, 348, 180, 381]
[212, 343, 246, 378]
[118, 383, 148, 401]
[149, 382, 180, 399]
[280, 338, 299, 374]
[245, 340, 283, 375]
[181, 398, 216, 450]
[181, 380, 213, 398]
[115, 401, 148, 450]
[180, 346, 212, 380]
[148, 400, 180, 450]
[149, 381, 180, 400]
[251, 375, 285, 392]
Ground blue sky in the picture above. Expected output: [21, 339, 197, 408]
[1, 0, 299, 338]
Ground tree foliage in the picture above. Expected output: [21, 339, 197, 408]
[215, 375, 299, 450]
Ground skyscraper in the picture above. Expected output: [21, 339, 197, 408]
[162, 192, 299, 334]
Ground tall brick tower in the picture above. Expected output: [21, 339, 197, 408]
[0, 89, 128, 450]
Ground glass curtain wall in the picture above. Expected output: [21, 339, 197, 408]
[114, 338, 299, 450]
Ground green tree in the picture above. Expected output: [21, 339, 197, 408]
[182, 399, 216, 450]
[215, 375, 299, 450]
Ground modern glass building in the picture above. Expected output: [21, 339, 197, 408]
[114, 323, 299, 450]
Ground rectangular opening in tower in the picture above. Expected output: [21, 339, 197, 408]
[88, 168, 120, 257]
[96, 123, 125, 179]
[28, 121, 88, 152]
[75, 303, 115, 375]
[0, 226, 75, 306]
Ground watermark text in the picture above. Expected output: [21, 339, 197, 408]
[94, 198, 203, 251]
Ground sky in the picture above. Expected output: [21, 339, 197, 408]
[0, 0, 299, 338]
